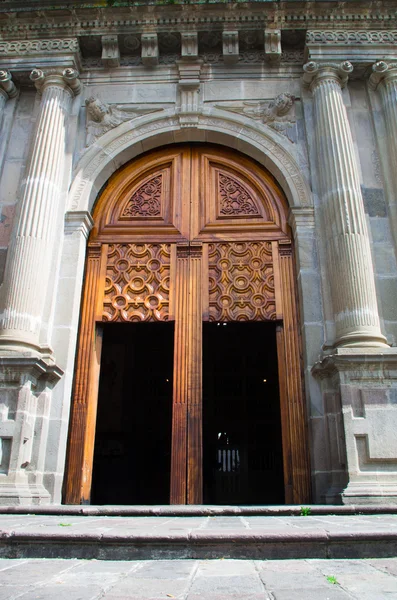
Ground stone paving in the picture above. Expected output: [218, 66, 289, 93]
[0, 557, 397, 599]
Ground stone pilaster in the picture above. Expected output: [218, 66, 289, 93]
[303, 60, 387, 349]
[0, 68, 81, 357]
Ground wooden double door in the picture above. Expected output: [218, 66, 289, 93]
[64, 144, 311, 505]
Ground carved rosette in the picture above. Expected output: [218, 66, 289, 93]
[102, 243, 171, 321]
[208, 241, 275, 321]
[218, 172, 260, 217]
[122, 174, 162, 218]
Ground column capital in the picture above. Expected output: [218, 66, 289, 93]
[303, 60, 353, 90]
[0, 70, 18, 100]
[29, 67, 81, 97]
[368, 61, 397, 91]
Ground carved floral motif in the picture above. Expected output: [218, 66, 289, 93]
[218, 172, 259, 217]
[102, 243, 171, 322]
[122, 175, 163, 218]
[208, 242, 275, 321]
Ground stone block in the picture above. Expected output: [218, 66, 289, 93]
[373, 244, 397, 276]
[361, 186, 387, 217]
[0, 160, 23, 205]
[377, 277, 397, 321]
[298, 271, 324, 324]
[302, 323, 324, 367]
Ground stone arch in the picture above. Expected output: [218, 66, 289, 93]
[68, 107, 312, 215]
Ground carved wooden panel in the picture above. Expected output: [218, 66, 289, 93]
[208, 241, 276, 321]
[218, 172, 260, 217]
[102, 243, 171, 322]
[121, 173, 163, 218]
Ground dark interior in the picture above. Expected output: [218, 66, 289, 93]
[91, 322, 174, 505]
[203, 321, 285, 505]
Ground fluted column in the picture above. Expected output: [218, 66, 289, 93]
[303, 61, 387, 348]
[0, 68, 81, 355]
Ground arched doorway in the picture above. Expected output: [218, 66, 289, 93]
[64, 144, 311, 505]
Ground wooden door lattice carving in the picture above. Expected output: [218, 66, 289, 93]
[218, 172, 260, 217]
[208, 241, 276, 321]
[122, 174, 163, 218]
[102, 243, 171, 322]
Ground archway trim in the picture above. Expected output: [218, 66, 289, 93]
[69, 108, 312, 214]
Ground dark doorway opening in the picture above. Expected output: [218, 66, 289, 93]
[203, 322, 284, 505]
[91, 322, 174, 504]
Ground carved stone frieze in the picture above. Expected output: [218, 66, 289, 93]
[85, 97, 163, 145]
[0, 38, 79, 55]
[102, 243, 171, 322]
[216, 93, 296, 139]
[208, 241, 275, 322]
[306, 30, 397, 45]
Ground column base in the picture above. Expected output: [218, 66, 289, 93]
[0, 481, 51, 506]
[0, 354, 63, 506]
[342, 481, 397, 506]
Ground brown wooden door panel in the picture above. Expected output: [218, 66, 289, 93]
[64, 144, 311, 505]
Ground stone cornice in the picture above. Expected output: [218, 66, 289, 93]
[0, 3, 396, 40]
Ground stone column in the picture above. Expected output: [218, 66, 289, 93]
[0, 70, 17, 113]
[303, 61, 387, 348]
[0, 68, 81, 357]
[369, 61, 397, 248]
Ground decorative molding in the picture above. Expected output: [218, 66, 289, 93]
[101, 35, 120, 69]
[306, 30, 397, 45]
[0, 38, 79, 55]
[64, 211, 94, 238]
[216, 93, 296, 139]
[85, 97, 163, 145]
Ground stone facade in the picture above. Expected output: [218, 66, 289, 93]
[0, 0, 397, 505]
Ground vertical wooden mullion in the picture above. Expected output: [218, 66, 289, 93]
[277, 241, 311, 504]
[64, 243, 106, 504]
[187, 245, 203, 504]
[170, 247, 189, 503]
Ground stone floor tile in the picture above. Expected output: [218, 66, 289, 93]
[187, 574, 264, 596]
[256, 559, 319, 572]
[70, 559, 139, 573]
[196, 559, 257, 576]
[133, 560, 197, 579]
[0, 560, 77, 585]
[106, 576, 189, 598]
[367, 558, 397, 576]
[15, 586, 103, 600]
[269, 587, 354, 599]
[259, 570, 330, 589]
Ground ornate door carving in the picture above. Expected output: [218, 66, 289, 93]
[64, 145, 311, 505]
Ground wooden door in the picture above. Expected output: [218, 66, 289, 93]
[64, 145, 311, 505]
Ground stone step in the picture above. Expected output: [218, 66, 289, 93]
[0, 508, 396, 561]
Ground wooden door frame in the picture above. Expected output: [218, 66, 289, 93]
[63, 145, 311, 505]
